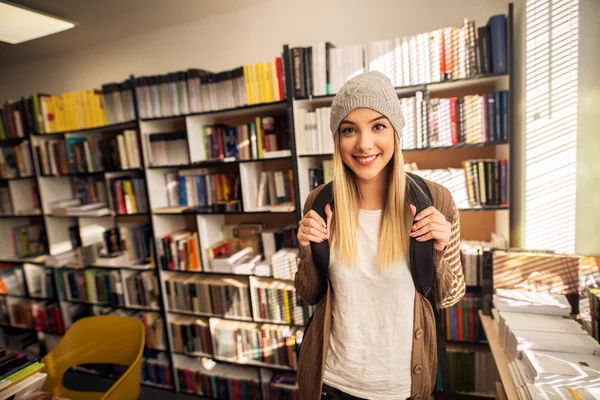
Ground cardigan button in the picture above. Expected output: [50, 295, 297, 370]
[413, 365, 423, 375]
[414, 329, 423, 339]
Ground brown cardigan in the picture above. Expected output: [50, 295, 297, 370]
[294, 179, 466, 400]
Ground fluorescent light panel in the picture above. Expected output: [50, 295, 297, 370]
[0, 1, 74, 44]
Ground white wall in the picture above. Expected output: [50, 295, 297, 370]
[0, 0, 510, 100]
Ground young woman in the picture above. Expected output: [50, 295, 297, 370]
[295, 71, 466, 400]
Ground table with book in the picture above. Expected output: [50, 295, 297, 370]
[480, 289, 600, 400]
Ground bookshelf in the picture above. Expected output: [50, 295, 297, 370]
[0, 3, 515, 396]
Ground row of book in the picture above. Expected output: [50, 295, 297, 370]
[107, 176, 149, 215]
[125, 270, 159, 309]
[164, 169, 240, 212]
[308, 160, 333, 191]
[444, 294, 485, 343]
[58, 268, 125, 307]
[11, 224, 46, 258]
[256, 170, 296, 211]
[1, 100, 29, 139]
[435, 349, 497, 395]
[0, 350, 47, 397]
[22, 264, 56, 300]
[212, 319, 303, 369]
[165, 275, 252, 319]
[407, 159, 508, 209]
[146, 131, 189, 167]
[34, 130, 141, 176]
[6, 299, 63, 335]
[142, 353, 173, 388]
[135, 56, 285, 120]
[0, 266, 26, 296]
[295, 107, 333, 155]
[250, 278, 304, 325]
[0, 142, 35, 180]
[291, 15, 507, 98]
[97, 224, 152, 265]
[170, 316, 212, 355]
[176, 357, 260, 399]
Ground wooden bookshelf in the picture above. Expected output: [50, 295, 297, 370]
[479, 311, 518, 400]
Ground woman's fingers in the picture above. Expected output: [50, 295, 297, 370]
[304, 210, 326, 228]
[301, 215, 328, 236]
[410, 222, 447, 238]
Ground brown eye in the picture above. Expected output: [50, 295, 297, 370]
[373, 123, 386, 131]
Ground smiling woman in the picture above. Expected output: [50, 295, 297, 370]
[294, 71, 466, 400]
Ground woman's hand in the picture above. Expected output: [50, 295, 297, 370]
[298, 204, 333, 247]
[409, 204, 451, 251]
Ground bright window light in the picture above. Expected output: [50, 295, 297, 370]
[0, 1, 74, 44]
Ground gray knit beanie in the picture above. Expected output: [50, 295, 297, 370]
[330, 71, 405, 137]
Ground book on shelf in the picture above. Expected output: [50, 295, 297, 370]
[196, 116, 291, 162]
[101, 80, 136, 125]
[157, 229, 201, 272]
[291, 15, 507, 98]
[271, 249, 300, 281]
[163, 168, 242, 213]
[0, 265, 26, 296]
[170, 315, 212, 356]
[250, 277, 306, 325]
[0, 188, 12, 215]
[261, 226, 298, 265]
[176, 357, 260, 399]
[308, 160, 333, 191]
[135, 56, 285, 119]
[256, 169, 296, 212]
[295, 107, 334, 155]
[263, 370, 298, 400]
[444, 293, 485, 343]
[138, 311, 166, 351]
[1, 99, 29, 139]
[57, 267, 125, 307]
[124, 270, 159, 309]
[96, 223, 152, 265]
[49, 199, 109, 217]
[460, 241, 483, 287]
[435, 347, 498, 396]
[23, 263, 56, 300]
[34, 139, 69, 175]
[72, 176, 108, 206]
[0, 141, 35, 179]
[7, 299, 63, 335]
[210, 319, 303, 369]
[146, 131, 189, 167]
[11, 224, 46, 258]
[165, 274, 251, 320]
[106, 175, 148, 215]
[142, 351, 173, 388]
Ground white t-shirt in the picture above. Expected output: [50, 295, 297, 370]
[322, 209, 415, 399]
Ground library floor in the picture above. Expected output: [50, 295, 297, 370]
[65, 370, 197, 399]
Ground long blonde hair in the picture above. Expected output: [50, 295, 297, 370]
[329, 134, 413, 269]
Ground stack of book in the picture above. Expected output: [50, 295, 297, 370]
[0, 351, 47, 397]
[491, 289, 600, 399]
[169, 316, 212, 355]
[176, 357, 260, 399]
[57, 267, 125, 307]
[291, 14, 507, 97]
[211, 319, 303, 369]
[146, 131, 189, 167]
[157, 229, 201, 271]
[271, 249, 300, 280]
[250, 277, 305, 325]
[165, 275, 251, 320]
[135, 56, 285, 119]
[163, 169, 242, 213]
[0, 142, 35, 179]
[124, 271, 159, 310]
[261, 227, 299, 264]
[444, 293, 485, 343]
[195, 116, 291, 162]
[106, 175, 149, 215]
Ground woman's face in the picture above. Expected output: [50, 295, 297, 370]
[337, 108, 395, 183]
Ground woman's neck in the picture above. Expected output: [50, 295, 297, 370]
[357, 169, 389, 210]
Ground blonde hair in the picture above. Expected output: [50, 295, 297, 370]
[329, 134, 414, 269]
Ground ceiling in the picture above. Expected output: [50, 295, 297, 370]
[0, 0, 269, 68]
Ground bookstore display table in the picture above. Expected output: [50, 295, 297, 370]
[479, 310, 518, 400]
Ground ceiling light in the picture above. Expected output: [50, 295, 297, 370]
[0, 1, 75, 44]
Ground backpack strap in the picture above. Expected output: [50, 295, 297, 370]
[407, 172, 452, 399]
[309, 181, 334, 283]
